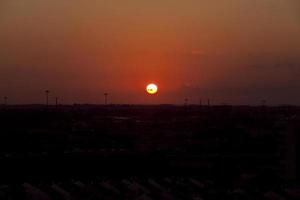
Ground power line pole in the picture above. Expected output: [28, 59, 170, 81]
[45, 90, 50, 106]
[4, 96, 8, 105]
[184, 97, 188, 106]
[104, 93, 108, 105]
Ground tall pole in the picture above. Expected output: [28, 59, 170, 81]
[4, 96, 7, 105]
[104, 93, 108, 105]
[184, 98, 188, 106]
[45, 90, 50, 106]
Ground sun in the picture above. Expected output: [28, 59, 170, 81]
[146, 83, 158, 94]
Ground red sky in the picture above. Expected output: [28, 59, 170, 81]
[1, 0, 300, 105]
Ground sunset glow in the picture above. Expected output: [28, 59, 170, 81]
[0, 0, 299, 104]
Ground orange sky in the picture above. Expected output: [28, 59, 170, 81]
[1, 0, 300, 104]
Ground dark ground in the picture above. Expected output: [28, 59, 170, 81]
[0, 104, 299, 199]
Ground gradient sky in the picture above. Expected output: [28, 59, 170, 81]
[1, 0, 300, 105]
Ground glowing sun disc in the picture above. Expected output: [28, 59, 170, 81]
[146, 83, 158, 94]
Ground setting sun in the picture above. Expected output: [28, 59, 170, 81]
[146, 83, 158, 95]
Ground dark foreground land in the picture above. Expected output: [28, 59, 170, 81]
[0, 104, 299, 199]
